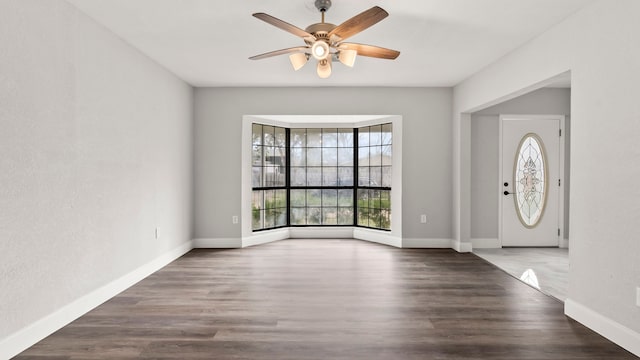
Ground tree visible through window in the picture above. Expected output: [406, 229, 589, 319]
[251, 123, 391, 231]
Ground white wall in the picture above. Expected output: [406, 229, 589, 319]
[0, 0, 193, 351]
[194, 87, 452, 243]
[470, 88, 571, 242]
[453, 0, 640, 354]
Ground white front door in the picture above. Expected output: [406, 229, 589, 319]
[500, 115, 563, 247]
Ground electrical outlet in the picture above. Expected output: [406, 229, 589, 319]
[420, 214, 427, 224]
[155, 227, 160, 239]
[232, 216, 239, 224]
[636, 287, 640, 307]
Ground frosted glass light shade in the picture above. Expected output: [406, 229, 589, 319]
[338, 49, 357, 67]
[311, 41, 330, 61]
[289, 53, 308, 71]
[317, 59, 332, 78]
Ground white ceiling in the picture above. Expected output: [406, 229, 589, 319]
[66, 0, 592, 87]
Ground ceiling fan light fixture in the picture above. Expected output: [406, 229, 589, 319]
[317, 59, 332, 78]
[338, 49, 357, 67]
[289, 53, 308, 71]
[311, 41, 330, 61]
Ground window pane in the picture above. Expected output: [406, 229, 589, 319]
[307, 189, 321, 206]
[322, 147, 337, 166]
[370, 166, 382, 187]
[357, 189, 369, 208]
[290, 190, 306, 207]
[291, 208, 306, 225]
[275, 127, 286, 147]
[322, 167, 337, 186]
[253, 210, 263, 230]
[337, 167, 353, 186]
[252, 166, 262, 187]
[357, 207, 369, 227]
[275, 208, 287, 227]
[291, 148, 306, 166]
[358, 167, 369, 186]
[338, 148, 353, 166]
[381, 123, 392, 145]
[338, 189, 353, 206]
[307, 207, 321, 225]
[382, 145, 392, 165]
[307, 128, 322, 147]
[358, 147, 369, 166]
[380, 209, 391, 230]
[291, 167, 306, 186]
[252, 146, 262, 166]
[370, 125, 382, 146]
[358, 127, 370, 147]
[322, 189, 338, 206]
[307, 167, 322, 186]
[338, 129, 354, 147]
[382, 166, 392, 187]
[252, 124, 262, 146]
[275, 189, 287, 208]
[263, 125, 275, 146]
[291, 129, 306, 147]
[322, 207, 338, 225]
[338, 207, 353, 225]
[265, 209, 276, 228]
[322, 129, 337, 147]
[380, 190, 391, 210]
[307, 148, 322, 166]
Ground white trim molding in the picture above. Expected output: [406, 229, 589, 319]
[0, 241, 193, 360]
[451, 239, 473, 253]
[565, 298, 640, 357]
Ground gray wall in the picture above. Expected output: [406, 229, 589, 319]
[194, 87, 452, 240]
[0, 0, 193, 340]
[470, 88, 571, 240]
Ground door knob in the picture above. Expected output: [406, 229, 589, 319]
[504, 191, 511, 195]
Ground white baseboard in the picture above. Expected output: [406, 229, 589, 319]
[565, 298, 640, 357]
[0, 241, 193, 360]
[192, 238, 241, 248]
[353, 228, 402, 248]
[243, 228, 289, 247]
[288, 227, 354, 239]
[451, 239, 473, 253]
[471, 238, 500, 248]
[402, 238, 452, 248]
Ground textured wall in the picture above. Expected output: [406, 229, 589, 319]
[0, 0, 193, 340]
[194, 87, 452, 241]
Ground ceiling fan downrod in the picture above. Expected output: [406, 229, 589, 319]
[315, 0, 331, 23]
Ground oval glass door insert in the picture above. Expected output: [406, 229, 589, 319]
[513, 133, 547, 228]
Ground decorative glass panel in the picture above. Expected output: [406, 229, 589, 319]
[514, 133, 547, 228]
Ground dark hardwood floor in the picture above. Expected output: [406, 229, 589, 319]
[15, 239, 637, 359]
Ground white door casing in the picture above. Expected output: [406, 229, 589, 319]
[499, 115, 564, 247]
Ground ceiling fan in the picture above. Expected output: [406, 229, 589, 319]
[249, 0, 400, 78]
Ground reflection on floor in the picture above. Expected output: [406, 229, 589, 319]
[473, 247, 569, 302]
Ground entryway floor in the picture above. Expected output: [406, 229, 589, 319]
[473, 247, 569, 301]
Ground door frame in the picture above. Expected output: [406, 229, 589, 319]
[498, 114, 566, 248]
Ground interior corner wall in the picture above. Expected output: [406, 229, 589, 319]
[453, 0, 640, 347]
[194, 87, 452, 242]
[470, 88, 571, 240]
[0, 0, 193, 344]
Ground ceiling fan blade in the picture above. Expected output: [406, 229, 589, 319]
[328, 6, 388, 42]
[249, 46, 309, 60]
[253, 13, 315, 41]
[339, 43, 400, 60]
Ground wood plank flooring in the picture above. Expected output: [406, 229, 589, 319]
[15, 239, 637, 359]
